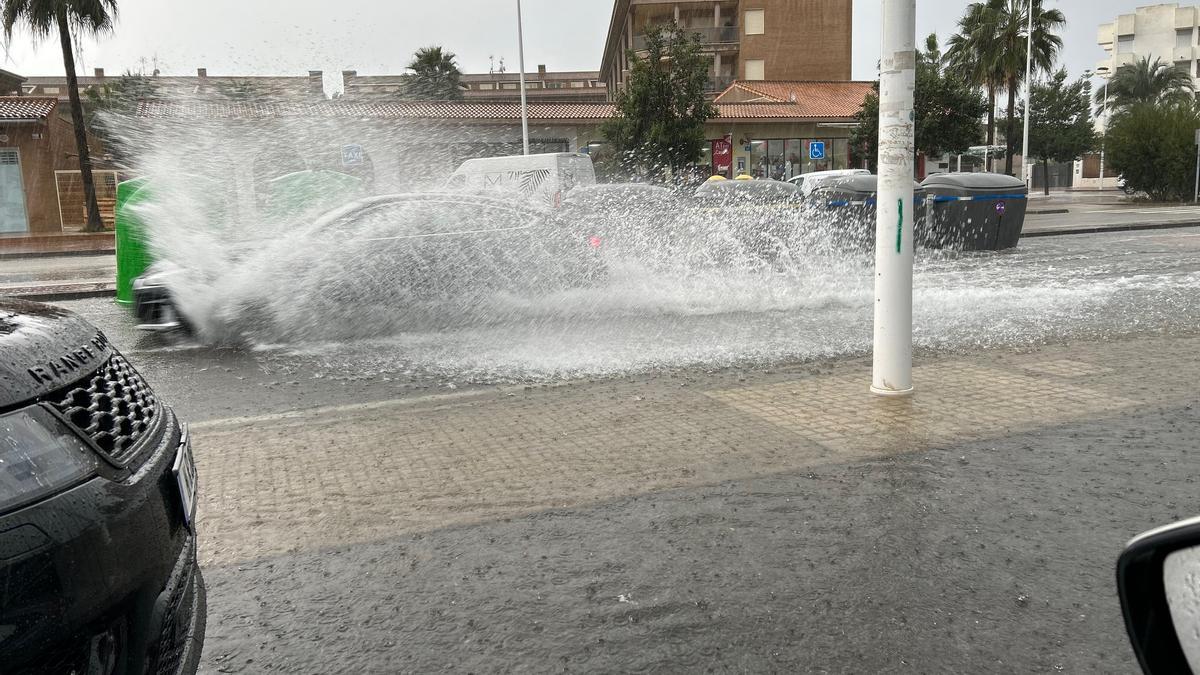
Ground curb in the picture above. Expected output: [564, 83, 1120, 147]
[1, 283, 116, 302]
[1027, 208, 1069, 215]
[1022, 220, 1200, 238]
[0, 248, 115, 260]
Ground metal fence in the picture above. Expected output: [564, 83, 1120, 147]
[55, 170, 120, 230]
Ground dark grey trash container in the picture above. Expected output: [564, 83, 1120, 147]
[920, 172, 1028, 251]
[812, 175, 926, 247]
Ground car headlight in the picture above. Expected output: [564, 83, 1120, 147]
[0, 405, 98, 514]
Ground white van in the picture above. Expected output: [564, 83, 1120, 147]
[788, 169, 872, 198]
[445, 152, 597, 208]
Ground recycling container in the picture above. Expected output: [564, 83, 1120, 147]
[114, 177, 153, 306]
[920, 172, 1028, 251]
[812, 174, 926, 247]
[262, 169, 364, 220]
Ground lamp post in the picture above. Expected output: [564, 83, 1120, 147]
[871, 0, 917, 398]
[1020, 0, 1034, 188]
[1087, 67, 1111, 191]
[517, 0, 530, 155]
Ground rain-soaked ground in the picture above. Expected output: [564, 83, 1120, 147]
[57, 226, 1200, 422]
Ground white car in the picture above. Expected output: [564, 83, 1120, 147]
[443, 152, 597, 208]
[787, 169, 872, 198]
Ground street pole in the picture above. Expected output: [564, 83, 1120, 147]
[1020, 0, 1034, 188]
[517, 0, 530, 156]
[871, 0, 916, 398]
[1099, 78, 1109, 191]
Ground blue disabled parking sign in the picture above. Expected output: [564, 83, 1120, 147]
[809, 141, 826, 161]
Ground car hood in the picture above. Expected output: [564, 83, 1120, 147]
[0, 298, 114, 411]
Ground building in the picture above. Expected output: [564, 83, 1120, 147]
[600, 0, 853, 97]
[1097, 2, 1200, 83]
[343, 67, 607, 102]
[23, 68, 326, 101]
[0, 97, 109, 235]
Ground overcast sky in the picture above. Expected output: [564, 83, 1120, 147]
[0, 1, 1131, 88]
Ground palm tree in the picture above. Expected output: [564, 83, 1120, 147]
[2, 0, 117, 232]
[993, 0, 1065, 175]
[405, 46, 463, 100]
[1098, 56, 1196, 114]
[945, 2, 1004, 170]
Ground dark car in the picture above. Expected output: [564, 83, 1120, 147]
[0, 299, 204, 674]
[133, 192, 607, 336]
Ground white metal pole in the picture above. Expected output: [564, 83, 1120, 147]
[517, 0, 530, 156]
[1099, 79, 1108, 191]
[1021, 0, 1034, 187]
[871, 0, 916, 398]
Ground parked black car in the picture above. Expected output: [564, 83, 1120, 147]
[0, 298, 204, 674]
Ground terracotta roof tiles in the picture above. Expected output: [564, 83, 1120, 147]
[0, 97, 57, 121]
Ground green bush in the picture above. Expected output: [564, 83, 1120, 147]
[1107, 103, 1200, 201]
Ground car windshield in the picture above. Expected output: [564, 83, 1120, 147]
[9, 2, 1200, 674]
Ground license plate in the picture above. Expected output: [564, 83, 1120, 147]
[172, 425, 198, 530]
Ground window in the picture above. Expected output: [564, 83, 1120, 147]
[570, 81, 585, 88]
[479, 83, 495, 90]
[1117, 35, 1134, 54]
[745, 9, 765, 35]
[502, 83, 518, 90]
[1179, 28, 1194, 49]
[745, 59, 765, 80]
[42, 86, 59, 94]
[1176, 61, 1191, 76]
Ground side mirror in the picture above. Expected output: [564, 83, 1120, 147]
[1118, 515, 1200, 673]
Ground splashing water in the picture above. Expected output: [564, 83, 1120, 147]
[108, 110, 1200, 382]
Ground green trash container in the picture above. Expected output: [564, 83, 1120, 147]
[114, 177, 153, 306]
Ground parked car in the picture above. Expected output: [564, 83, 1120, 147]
[787, 169, 872, 198]
[133, 192, 608, 336]
[0, 299, 204, 674]
[556, 183, 679, 256]
[1117, 515, 1200, 673]
[444, 152, 597, 208]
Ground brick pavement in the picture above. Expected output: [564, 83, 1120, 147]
[192, 334, 1200, 567]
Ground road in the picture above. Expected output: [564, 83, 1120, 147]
[38, 226, 1200, 672]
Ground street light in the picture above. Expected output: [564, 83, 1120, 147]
[517, 0, 531, 156]
[1086, 66, 1111, 192]
[1020, 0, 1034, 189]
[871, 0, 917, 398]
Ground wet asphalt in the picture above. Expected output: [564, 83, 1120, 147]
[196, 403, 1198, 674]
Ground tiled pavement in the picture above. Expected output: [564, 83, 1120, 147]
[193, 334, 1200, 566]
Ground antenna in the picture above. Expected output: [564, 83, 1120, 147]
[489, 55, 495, 74]
[499, 57, 506, 74]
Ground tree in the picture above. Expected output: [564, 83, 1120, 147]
[945, 1, 1005, 170]
[2, 0, 119, 232]
[599, 23, 716, 180]
[992, 0, 1065, 175]
[83, 69, 158, 167]
[945, 0, 1064, 176]
[1106, 102, 1200, 202]
[850, 34, 986, 172]
[1022, 69, 1096, 195]
[404, 46, 463, 100]
[1098, 56, 1196, 114]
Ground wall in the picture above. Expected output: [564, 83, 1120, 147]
[737, 0, 853, 81]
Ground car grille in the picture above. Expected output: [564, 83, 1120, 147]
[46, 352, 160, 466]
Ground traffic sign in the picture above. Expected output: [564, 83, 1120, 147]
[342, 144, 364, 167]
[809, 141, 826, 161]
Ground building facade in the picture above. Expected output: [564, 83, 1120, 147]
[1098, 3, 1200, 84]
[600, 0, 853, 97]
[341, 67, 607, 102]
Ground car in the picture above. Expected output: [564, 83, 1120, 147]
[133, 192, 608, 337]
[444, 152, 597, 208]
[556, 183, 679, 256]
[1117, 515, 1200, 673]
[787, 169, 872, 198]
[0, 298, 204, 674]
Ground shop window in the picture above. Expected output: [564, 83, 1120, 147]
[745, 9, 765, 35]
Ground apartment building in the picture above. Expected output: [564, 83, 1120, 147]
[1098, 3, 1200, 83]
[600, 0, 853, 97]
[341, 66, 607, 102]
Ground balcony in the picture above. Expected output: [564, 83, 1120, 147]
[632, 25, 739, 51]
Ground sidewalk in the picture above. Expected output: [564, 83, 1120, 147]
[0, 231, 115, 258]
[192, 332, 1199, 568]
[0, 253, 116, 300]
